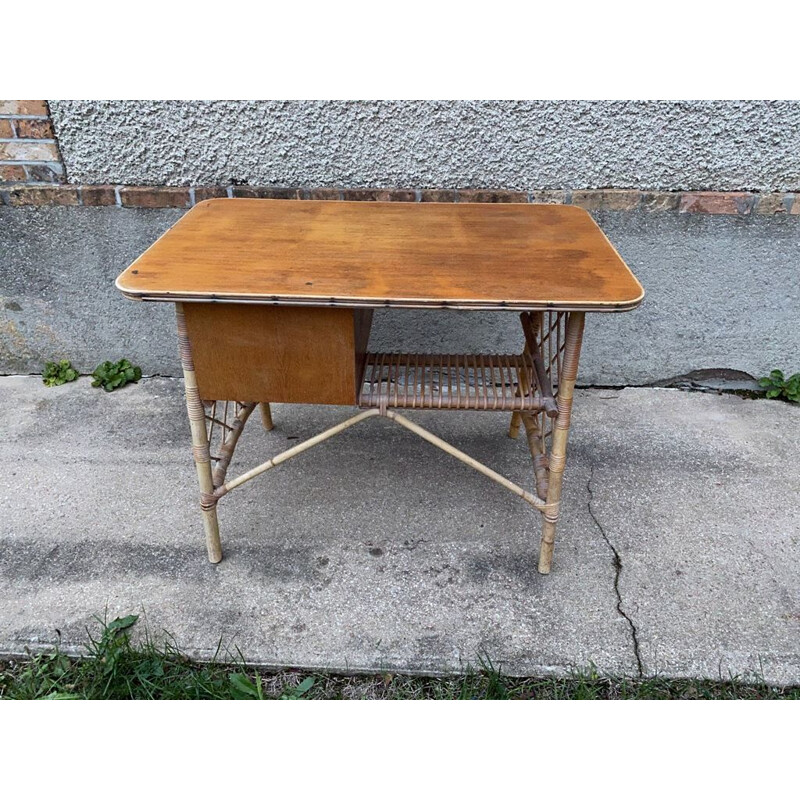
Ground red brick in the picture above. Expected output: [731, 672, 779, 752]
[17, 100, 48, 116]
[307, 188, 343, 200]
[0, 119, 14, 138]
[419, 190, 456, 202]
[0, 100, 48, 116]
[81, 185, 118, 206]
[529, 191, 567, 204]
[24, 163, 64, 182]
[457, 189, 527, 203]
[679, 192, 754, 215]
[641, 192, 681, 211]
[0, 140, 59, 161]
[0, 165, 26, 182]
[755, 193, 791, 214]
[569, 190, 602, 211]
[120, 187, 191, 208]
[232, 186, 303, 199]
[193, 186, 229, 203]
[571, 190, 640, 211]
[7, 186, 79, 206]
[600, 190, 641, 211]
[15, 118, 54, 139]
[341, 189, 416, 201]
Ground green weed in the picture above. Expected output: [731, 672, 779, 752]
[91, 359, 142, 392]
[43, 360, 79, 387]
[759, 369, 800, 403]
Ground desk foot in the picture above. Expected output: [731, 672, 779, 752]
[537, 538, 554, 575]
[203, 508, 222, 563]
[260, 402, 275, 431]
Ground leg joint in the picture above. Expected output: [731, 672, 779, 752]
[200, 492, 218, 511]
[192, 444, 211, 463]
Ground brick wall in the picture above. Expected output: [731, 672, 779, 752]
[0, 101, 65, 184]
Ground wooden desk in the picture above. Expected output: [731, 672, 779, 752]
[117, 199, 643, 574]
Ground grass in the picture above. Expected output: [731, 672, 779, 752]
[1, 615, 797, 700]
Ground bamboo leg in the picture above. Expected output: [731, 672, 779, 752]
[212, 403, 256, 488]
[511, 348, 548, 499]
[520, 412, 549, 500]
[538, 311, 585, 574]
[508, 344, 531, 439]
[260, 402, 274, 431]
[176, 303, 223, 564]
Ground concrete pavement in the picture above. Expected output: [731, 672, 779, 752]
[1, 377, 798, 682]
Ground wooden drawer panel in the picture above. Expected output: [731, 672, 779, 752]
[183, 304, 373, 405]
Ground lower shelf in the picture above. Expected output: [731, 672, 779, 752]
[358, 352, 550, 412]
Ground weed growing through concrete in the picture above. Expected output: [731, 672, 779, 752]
[91, 358, 142, 391]
[759, 370, 800, 403]
[42, 360, 79, 387]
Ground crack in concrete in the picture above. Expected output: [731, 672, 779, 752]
[586, 463, 644, 677]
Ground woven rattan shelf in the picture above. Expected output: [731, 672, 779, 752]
[359, 352, 548, 412]
[359, 311, 565, 413]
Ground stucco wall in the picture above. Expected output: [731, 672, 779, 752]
[49, 101, 800, 191]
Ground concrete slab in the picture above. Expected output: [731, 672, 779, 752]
[579, 389, 800, 684]
[1, 378, 798, 682]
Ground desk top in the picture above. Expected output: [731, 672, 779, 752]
[116, 199, 643, 311]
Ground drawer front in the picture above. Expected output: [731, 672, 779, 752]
[183, 304, 372, 405]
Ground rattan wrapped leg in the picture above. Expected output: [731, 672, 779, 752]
[520, 412, 550, 500]
[176, 303, 223, 563]
[538, 311, 584, 574]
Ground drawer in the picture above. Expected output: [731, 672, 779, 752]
[182, 304, 373, 405]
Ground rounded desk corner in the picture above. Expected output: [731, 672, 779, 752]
[619, 286, 645, 311]
[115, 273, 145, 300]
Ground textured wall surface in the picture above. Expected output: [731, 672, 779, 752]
[49, 101, 800, 191]
[2, 207, 798, 384]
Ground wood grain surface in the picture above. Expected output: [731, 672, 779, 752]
[117, 199, 643, 310]
[183, 304, 373, 404]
